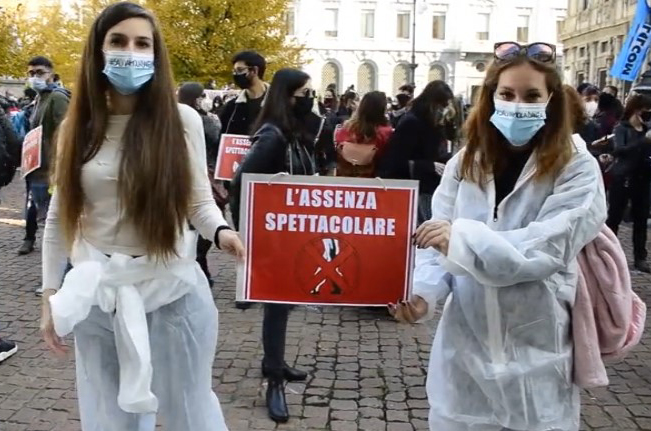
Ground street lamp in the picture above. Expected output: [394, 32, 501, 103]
[409, 0, 417, 86]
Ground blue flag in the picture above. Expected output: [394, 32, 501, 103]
[610, 0, 651, 81]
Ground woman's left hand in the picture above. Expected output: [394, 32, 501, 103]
[218, 229, 245, 260]
[414, 220, 451, 255]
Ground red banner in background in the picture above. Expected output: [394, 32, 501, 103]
[21, 126, 42, 178]
[214, 134, 251, 180]
[237, 174, 418, 307]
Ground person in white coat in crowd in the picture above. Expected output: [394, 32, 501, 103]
[39, 3, 243, 430]
[390, 42, 607, 431]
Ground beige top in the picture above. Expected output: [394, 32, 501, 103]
[42, 104, 228, 291]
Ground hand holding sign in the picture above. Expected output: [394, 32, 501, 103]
[218, 229, 245, 260]
[389, 295, 428, 323]
[414, 220, 450, 255]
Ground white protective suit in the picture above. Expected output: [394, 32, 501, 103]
[413, 136, 607, 431]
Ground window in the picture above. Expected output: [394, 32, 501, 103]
[601, 41, 609, 53]
[429, 64, 446, 82]
[576, 72, 585, 85]
[362, 10, 375, 38]
[432, 13, 446, 40]
[582, 0, 589, 10]
[393, 64, 410, 94]
[476, 13, 490, 41]
[598, 69, 607, 88]
[579, 46, 586, 57]
[556, 19, 563, 37]
[321, 62, 341, 94]
[325, 8, 338, 37]
[358, 63, 377, 93]
[285, 9, 295, 36]
[397, 12, 410, 39]
[516, 15, 529, 43]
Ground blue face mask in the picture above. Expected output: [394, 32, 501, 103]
[490, 96, 551, 147]
[103, 51, 155, 95]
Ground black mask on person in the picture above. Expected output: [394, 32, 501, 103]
[293, 96, 314, 117]
[233, 72, 252, 89]
[641, 111, 651, 123]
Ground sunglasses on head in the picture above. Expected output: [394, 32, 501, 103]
[494, 42, 556, 64]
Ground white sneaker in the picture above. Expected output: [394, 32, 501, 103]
[0, 340, 17, 363]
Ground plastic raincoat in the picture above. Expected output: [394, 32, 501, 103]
[413, 136, 607, 431]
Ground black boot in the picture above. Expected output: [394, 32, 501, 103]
[18, 239, 34, 255]
[262, 363, 307, 382]
[235, 301, 252, 310]
[635, 260, 651, 273]
[266, 378, 289, 423]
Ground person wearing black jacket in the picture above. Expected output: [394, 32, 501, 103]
[230, 69, 318, 424]
[0, 106, 21, 189]
[0, 106, 20, 363]
[218, 51, 268, 309]
[218, 51, 269, 137]
[606, 94, 651, 272]
[378, 80, 454, 224]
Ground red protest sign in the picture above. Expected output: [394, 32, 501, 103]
[214, 134, 251, 180]
[21, 125, 42, 178]
[237, 174, 418, 306]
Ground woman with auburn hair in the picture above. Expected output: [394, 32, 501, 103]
[391, 42, 606, 431]
[39, 3, 243, 430]
[334, 90, 392, 177]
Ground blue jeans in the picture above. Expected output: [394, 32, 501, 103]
[24, 180, 50, 241]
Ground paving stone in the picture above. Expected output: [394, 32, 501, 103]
[0, 178, 650, 430]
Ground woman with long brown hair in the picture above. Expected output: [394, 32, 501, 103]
[334, 90, 392, 177]
[391, 42, 606, 430]
[378, 80, 455, 224]
[39, 3, 243, 430]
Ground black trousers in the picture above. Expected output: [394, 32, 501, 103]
[196, 235, 212, 279]
[262, 303, 291, 379]
[606, 176, 651, 261]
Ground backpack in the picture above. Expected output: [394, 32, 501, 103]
[334, 126, 378, 178]
[573, 225, 647, 389]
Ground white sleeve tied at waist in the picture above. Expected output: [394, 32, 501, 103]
[49, 231, 204, 414]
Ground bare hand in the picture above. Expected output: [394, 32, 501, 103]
[40, 291, 68, 357]
[599, 153, 614, 165]
[218, 229, 245, 260]
[414, 220, 451, 255]
[434, 162, 446, 176]
[388, 295, 428, 323]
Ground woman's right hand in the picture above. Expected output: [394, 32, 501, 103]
[40, 290, 68, 357]
[388, 295, 429, 323]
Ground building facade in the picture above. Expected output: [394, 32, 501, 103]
[289, 0, 567, 102]
[560, 0, 650, 95]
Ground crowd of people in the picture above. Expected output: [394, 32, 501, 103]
[0, 2, 644, 431]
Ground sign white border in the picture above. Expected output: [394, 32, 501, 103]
[214, 134, 251, 180]
[236, 174, 419, 307]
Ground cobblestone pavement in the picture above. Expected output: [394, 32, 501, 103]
[1, 178, 651, 431]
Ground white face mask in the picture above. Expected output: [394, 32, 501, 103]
[585, 100, 598, 117]
[490, 96, 551, 147]
[199, 98, 213, 112]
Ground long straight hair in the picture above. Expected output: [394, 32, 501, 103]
[252, 68, 310, 137]
[410, 80, 453, 128]
[344, 91, 388, 141]
[462, 57, 572, 184]
[55, 2, 191, 259]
